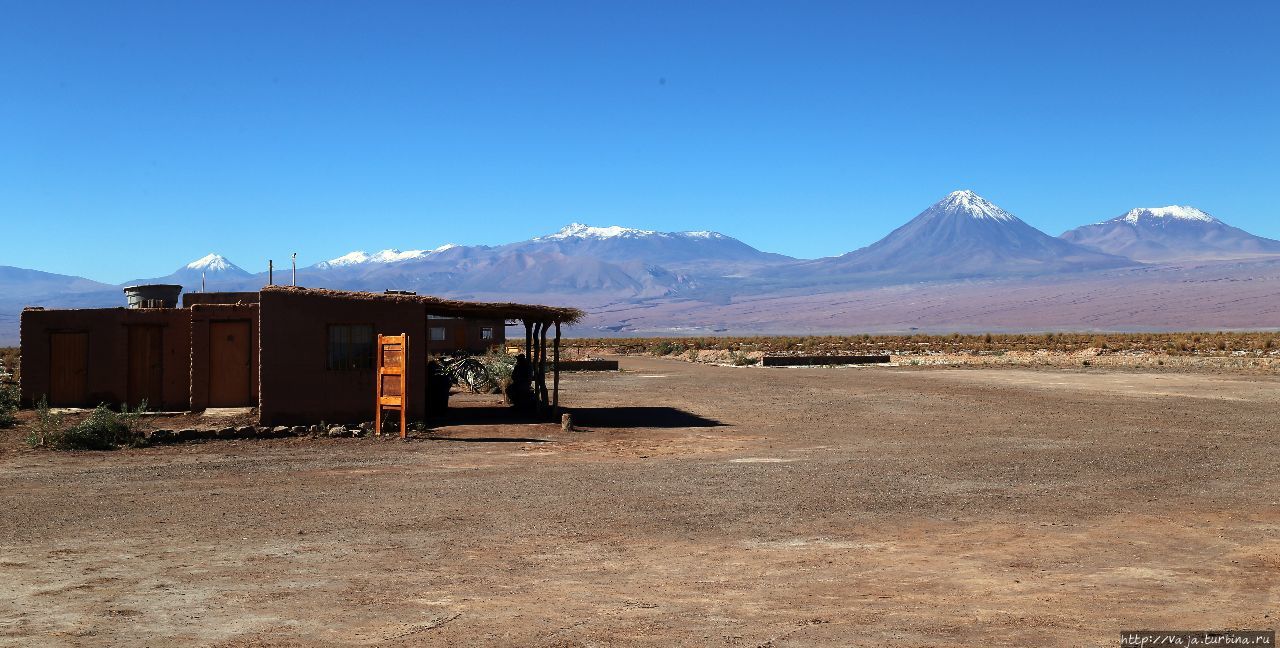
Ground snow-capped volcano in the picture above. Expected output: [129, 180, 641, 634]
[934, 189, 1018, 222]
[128, 253, 252, 291]
[1115, 205, 1218, 225]
[186, 253, 238, 272]
[790, 189, 1134, 281]
[1061, 205, 1280, 262]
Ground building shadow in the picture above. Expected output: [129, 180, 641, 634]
[568, 407, 725, 429]
[433, 405, 725, 429]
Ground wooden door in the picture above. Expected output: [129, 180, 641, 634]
[49, 332, 88, 406]
[209, 321, 252, 407]
[128, 326, 164, 408]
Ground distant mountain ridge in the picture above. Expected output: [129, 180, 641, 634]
[4, 191, 1280, 343]
[1060, 206, 1280, 262]
[0, 265, 115, 299]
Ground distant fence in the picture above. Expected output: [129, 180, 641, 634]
[555, 360, 619, 371]
[761, 355, 890, 367]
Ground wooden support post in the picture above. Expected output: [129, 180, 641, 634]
[401, 333, 409, 438]
[538, 321, 549, 407]
[522, 319, 534, 409]
[553, 321, 561, 410]
[423, 310, 431, 419]
[528, 321, 538, 399]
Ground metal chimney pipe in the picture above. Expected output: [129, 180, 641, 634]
[269, 260, 273, 286]
[292, 252, 297, 286]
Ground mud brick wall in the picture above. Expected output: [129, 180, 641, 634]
[258, 290, 428, 426]
[425, 317, 506, 354]
[19, 307, 191, 409]
[183, 292, 260, 307]
[189, 303, 260, 411]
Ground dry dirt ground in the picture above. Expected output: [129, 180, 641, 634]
[1, 358, 1278, 647]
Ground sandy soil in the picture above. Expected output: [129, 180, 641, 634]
[1, 358, 1277, 646]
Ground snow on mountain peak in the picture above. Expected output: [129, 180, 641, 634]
[1117, 206, 1217, 225]
[936, 190, 1018, 222]
[537, 223, 730, 241]
[323, 251, 372, 266]
[186, 253, 234, 271]
[680, 230, 725, 239]
[319, 244, 458, 268]
[537, 223, 658, 241]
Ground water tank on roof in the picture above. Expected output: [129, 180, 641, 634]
[123, 284, 183, 309]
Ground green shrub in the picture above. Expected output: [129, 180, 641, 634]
[477, 350, 516, 393]
[0, 383, 17, 429]
[25, 397, 64, 448]
[27, 401, 146, 450]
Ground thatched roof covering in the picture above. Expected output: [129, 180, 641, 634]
[260, 286, 585, 324]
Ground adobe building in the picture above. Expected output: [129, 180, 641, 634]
[20, 285, 583, 425]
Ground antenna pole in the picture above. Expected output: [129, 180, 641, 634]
[269, 260, 273, 286]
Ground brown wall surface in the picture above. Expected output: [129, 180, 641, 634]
[258, 291, 428, 426]
[424, 318, 506, 354]
[190, 304, 259, 411]
[184, 292, 260, 307]
[20, 308, 191, 410]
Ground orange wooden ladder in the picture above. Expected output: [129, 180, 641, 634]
[375, 333, 409, 438]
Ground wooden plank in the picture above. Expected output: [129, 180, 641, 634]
[209, 321, 253, 407]
[128, 325, 164, 408]
[49, 332, 88, 406]
[380, 373, 402, 397]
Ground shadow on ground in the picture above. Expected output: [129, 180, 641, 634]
[568, 407, 725, 429]
[433, 405, 725, 430]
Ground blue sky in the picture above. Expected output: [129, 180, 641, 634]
[2, 1, 1277, 283]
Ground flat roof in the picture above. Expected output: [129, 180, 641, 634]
[260, 286, 585, 324]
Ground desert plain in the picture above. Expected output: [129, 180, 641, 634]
[1, 356, 1277, 646]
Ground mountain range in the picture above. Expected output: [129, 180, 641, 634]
[3, 190, 1279, 343]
